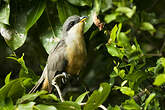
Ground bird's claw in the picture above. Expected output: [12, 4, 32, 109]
[62, 72, 70, 83]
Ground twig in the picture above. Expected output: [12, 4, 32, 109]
[79, 103, 107, 110]
[133, 85, 153, 102]
[144, 53, 162, 57]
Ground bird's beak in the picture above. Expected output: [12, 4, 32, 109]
[79, 16, 88, 23]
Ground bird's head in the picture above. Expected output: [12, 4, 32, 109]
[62, 15, 87, 37]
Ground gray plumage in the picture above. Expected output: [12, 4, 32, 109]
[29, 15, 87, 93]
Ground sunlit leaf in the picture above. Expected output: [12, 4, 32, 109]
[117, 32, 130, 47]
[36, 104, 57, 110]
[140, 22, 156, 35]
[39, 93, 59, 101]
[118, 69, 125, 79]
[18, 102, 35, 110]
[106, 43, 124, 59]
[5, 72, 12, 85]
[144, 93, 156, 110]
[16, 90, 47, 104]
[0, 24, 27, 50]
[75, 91, 89, 104]
[55, 101, 81, 110]
[104, 13, 119, 23]
[84, 83, 111, 110]
[110, 24, 118, 42]
[116, 6, 136, 18]
[122, 99, 140, 110]
[120, 87, 134, 97]
[153, 74, 165, 86]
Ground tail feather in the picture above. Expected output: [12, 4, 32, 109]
[29, 64, 48, 94]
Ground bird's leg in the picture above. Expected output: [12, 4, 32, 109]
[52, 72, 67, 102]
[61, 72, 70, 83]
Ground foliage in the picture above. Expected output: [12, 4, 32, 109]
[0, 0, 165, 110]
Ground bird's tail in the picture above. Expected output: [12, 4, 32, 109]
[28, 64, 48, 94]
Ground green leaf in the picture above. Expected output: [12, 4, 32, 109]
[122, 99, 140, 110]
[0, 0, 46, 50]
[0, 1, 10, 25]
[66, 0, 92, 7]
[117, 32, 130, 47]
[120, 86, 134, 97]
[116, 6, 136, 18]
[7, 53, 28, 75]
[118, 69, 125, 79]
[0, 24, 27, 50]
[75, 91, 89, 104]
[156, 57, 165, 72]
[101, 0, 112, 13]
[104, 13, 119, 23]
[57, 0, 79, 24]
[110, 24, 118, 42]
[17, 102, 35, 110]
[140, 22, 156, 35]
[5, 72, 12, 85]
[36, 104, 57, 110]
[108, 105, 121, 110]
[116, 23, 122, 39]
[38, 10, 62, 54]
[144, 93, 156, 110]
[153, 74, 165, 86]
[16, 90, 48, 104]
[80, 0, 101, 33]
[0, 97, 14, 110]
[0, 78, 25, 102]
[39, 93, 59, 101]
[40, 26, 61, 54]
[106, 43, 124, 59]
[55, 101, 81, 110]
[84, 83, 111, 110]
[25, 0, 46, 32]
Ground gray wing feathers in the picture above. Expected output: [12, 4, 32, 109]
[47, 40, 66, 85]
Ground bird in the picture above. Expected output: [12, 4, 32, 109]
[29, 15, 87, 94]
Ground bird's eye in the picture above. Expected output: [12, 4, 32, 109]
[69, 21, 75, 27]
[66, 21, 75, 31]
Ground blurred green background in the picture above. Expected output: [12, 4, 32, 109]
[0, 0, 165, 109]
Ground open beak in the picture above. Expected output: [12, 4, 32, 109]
[79, 16, 88, 23]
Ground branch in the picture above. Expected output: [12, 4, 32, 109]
[133, 85, 153, 102]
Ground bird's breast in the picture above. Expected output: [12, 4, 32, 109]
[65, 36, 87, 75]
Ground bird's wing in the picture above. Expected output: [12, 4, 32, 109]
[29, 40, 67, 93]
[46, 39, 67, 88]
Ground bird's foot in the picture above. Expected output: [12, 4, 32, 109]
[52, 73, 66, 102]
[61, 72, 70, 84]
